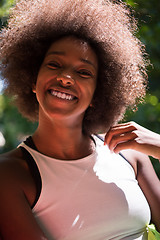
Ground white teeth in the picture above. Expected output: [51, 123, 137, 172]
[49, 90, 75, 101]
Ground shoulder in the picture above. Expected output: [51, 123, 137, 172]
[0, 148, 46, 239]
[122, 149, 160, 194]
[0, 148, 26, 183]
[0, 147, 36, 207]
[121, 148, 158, 179]
[0, 148, 29, 184]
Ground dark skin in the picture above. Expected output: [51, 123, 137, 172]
[0, 148, 47, 240]
[32, 36, 98, 160]
[0, 37, 160, 239]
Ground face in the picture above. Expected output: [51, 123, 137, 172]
[34, 36, 98, 122]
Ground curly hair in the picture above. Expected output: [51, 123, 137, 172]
[0, 0, 148, 134]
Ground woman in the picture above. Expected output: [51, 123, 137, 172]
[0, 0, 159, 239]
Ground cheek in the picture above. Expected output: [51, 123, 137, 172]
[83, 81, 97, 101]
[90, 79, 97, 96]
[33, 73, 46, 102]
[35, 70, 43, 89]
[36, 70, 52, 89]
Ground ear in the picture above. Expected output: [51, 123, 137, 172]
[32, 84, 36, 93]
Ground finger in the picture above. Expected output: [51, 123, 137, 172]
[110, 121, 133, 129]
[113, 139, 158, 157]
[113, 139, 137, 154]
[110, 122, 137, 132]
[108, 131, 136, 151]
[105, 122, 136, 146]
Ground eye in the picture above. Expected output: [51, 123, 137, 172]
[47, 62, 61, 69]
[77, 69, 93, 78]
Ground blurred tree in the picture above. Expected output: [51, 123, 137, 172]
[0, 0, 15, 28]
[0, 0, 160, 176]
[124, 0, 160, 177]
[124, 0, 160, 126]
[0, 0, 38, 153]
[0, 95, 37, 153]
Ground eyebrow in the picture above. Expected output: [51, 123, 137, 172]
[46, 51, 97, 70]
[80, 58, 96, 70]
[46, 51, 65, 56]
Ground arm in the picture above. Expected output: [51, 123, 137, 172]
[0, 154, 48, 240]
[105, 121, 160, 160]
[136, 152, 160, 232]
[104, 121, 160, 231]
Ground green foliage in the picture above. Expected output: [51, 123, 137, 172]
[0, 0, 37, 153]
[124, 0, 160, 178]
[0, 0, 16, 16]
[0, 0, 16, 28]
[147, 224, 160, 240]
[0, 95, 37, 153]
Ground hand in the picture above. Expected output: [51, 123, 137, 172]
[105, 121, 160, 160]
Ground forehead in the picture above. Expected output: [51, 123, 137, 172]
[50, 36, 89, 49]
[46, 36, 98, 64]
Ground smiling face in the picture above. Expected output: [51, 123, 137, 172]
[34, 36, 98, 124]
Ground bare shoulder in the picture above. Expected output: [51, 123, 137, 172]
[0, 147, 27, 173]
[120, 148, 159, 192]
[0, 147, 36, 207]
[0, 149, 46, 239]
[120, 148, 149, 176]
[121, 148, 159, 180]
[0, 148, 27, 204]
[0, 148, 26, 187]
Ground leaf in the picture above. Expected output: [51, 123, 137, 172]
[147, 225, 160, 240]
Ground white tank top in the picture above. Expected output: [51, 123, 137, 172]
[20, 136, 150, 240]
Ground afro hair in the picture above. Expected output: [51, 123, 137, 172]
[0, 0, 148, 134]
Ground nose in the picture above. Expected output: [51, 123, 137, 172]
[57, 72, 75, 87]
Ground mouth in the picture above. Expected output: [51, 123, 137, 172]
[48, 89, 77, 101]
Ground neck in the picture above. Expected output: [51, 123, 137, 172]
[32, 119, 94, 160]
